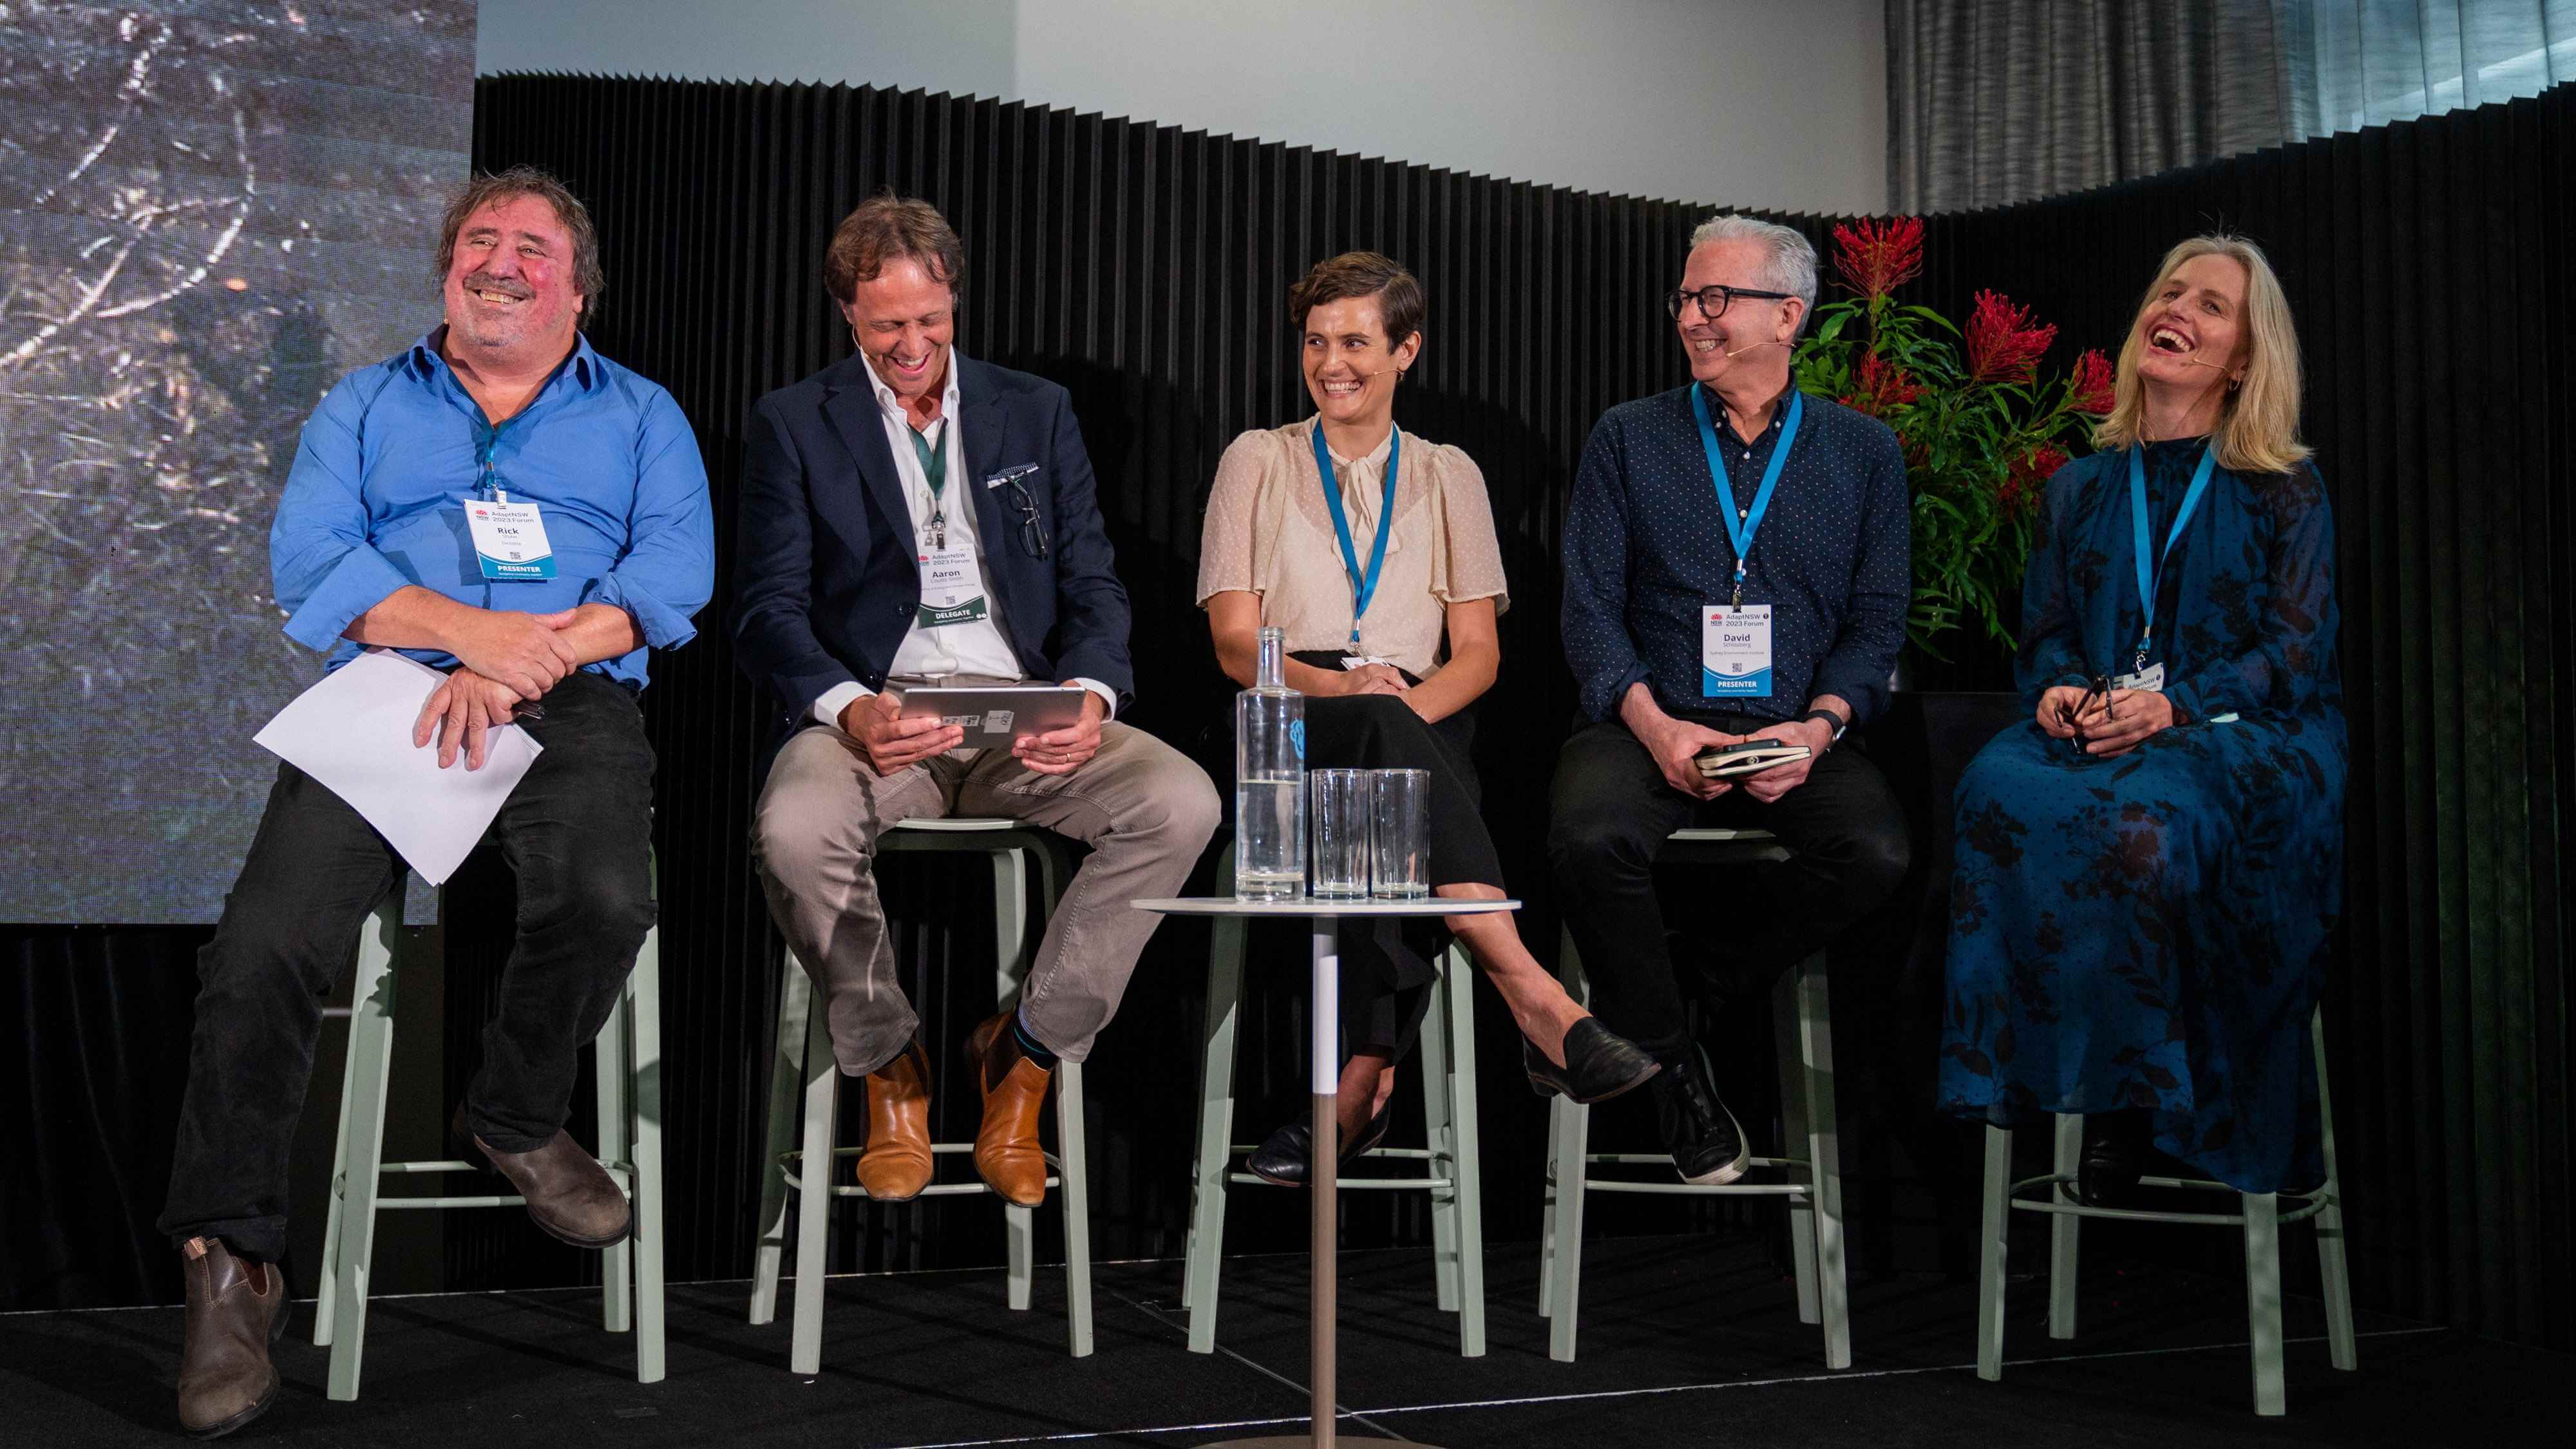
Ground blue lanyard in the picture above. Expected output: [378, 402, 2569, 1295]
[1689, 385, 1803, 607]
[2127, 442, 2219, 670]
[1312, 421, 1401, 649]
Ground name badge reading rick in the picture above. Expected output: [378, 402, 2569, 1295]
[1702, 603, 1774, 697]
[464, 499, 556, 580]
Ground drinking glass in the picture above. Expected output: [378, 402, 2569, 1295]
[1369, 769, 1430, 899]
[1309, 768, 1371, 900]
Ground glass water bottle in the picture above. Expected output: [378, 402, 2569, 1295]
[1233, 626, 1307, 899]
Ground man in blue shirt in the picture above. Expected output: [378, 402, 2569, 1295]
[1551, 216, 1911, 1186]
[160, 167, 713, 1437]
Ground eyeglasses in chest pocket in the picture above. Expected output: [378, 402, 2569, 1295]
[988, 465, 1050, 560]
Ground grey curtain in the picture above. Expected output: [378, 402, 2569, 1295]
[1889, 1, 2573, 211]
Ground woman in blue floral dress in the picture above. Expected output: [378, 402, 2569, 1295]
[1940, 236, 2344, 1201]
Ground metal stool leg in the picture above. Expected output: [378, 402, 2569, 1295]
[1773, 967, 1819, 1325]
[1417, 943, 1460, 1316]
[629, 922, 667, 1383]
[325, 905, 402, 1402]
[1057, 1059, 1094, 1356]
[1184, 847, 1245, 1351]
[994, 846, 1037, 1315]
[2312, 1010, 2356, 1372]
[1441, 942, 1486, 1358]
[312, 946, 368, 1350]
[2245, 1191, 2286, 1416]
[750, 953, 814, 1325]
[1545, 1094, 1589, 1363]
[1976, 1124, 2011, 1381]
[1538, 925, 1584, 1320]
[1794, 954, 1850, 1368]
[597, 969, 634, 1336]
[2048, 1112, 2082, 1340]
[788, 980, 837, 1376]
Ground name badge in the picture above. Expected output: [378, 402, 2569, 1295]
[464, 499, 556, 580]
[1702, 603, 1773, 697]
[1339, 654, 1397, 670]
[2114, 662, 2166, 694]
[916, 544, 990, 627]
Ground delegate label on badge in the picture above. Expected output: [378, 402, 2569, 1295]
[1701, 603, 1774, 697]
[916, 544, 990, 627]
[464, 499, 556, 580]
[2114, 662, 2166, 694]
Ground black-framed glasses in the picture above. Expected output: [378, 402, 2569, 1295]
[1665, 283, 1795, 321]
[1003, 475, 1050, 559]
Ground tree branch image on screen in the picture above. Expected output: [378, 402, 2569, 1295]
[0, 4, 475, 922]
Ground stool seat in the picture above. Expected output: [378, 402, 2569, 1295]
[1539, 827, 1850, 1368]
[1975, 1009, 2354, 1416]
[748, 817, 1094, 1374]
[312, 873, 665, 1399]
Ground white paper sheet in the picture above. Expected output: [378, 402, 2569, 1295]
[252, 649, 542, 886]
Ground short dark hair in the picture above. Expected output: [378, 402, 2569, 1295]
[435, 166, 605, 308]
[824, 193, 967, 305]
[1287, 251, 1425, 352]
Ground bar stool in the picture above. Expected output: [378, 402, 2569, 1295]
[1975, 1008, 2354, 1415]
[1180, 842, 1488, 1357]
[1538, 826, 1850, 1367]
[312, 876, 666, 1399]
[748, 817, 1094, 1374]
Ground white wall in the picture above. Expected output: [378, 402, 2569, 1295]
[478, 1, 1886, 216]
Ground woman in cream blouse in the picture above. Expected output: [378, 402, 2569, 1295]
[1198, 251, 1658, 1185]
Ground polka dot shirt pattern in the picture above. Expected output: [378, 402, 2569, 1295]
[1561, 384, 1911, 726]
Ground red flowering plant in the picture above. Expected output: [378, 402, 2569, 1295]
[1794, 217, 2113, 656]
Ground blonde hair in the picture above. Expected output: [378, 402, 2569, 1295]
[2094, 235, 2311, 475]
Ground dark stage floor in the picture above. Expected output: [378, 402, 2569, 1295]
[0, 1235, 2553, 1447]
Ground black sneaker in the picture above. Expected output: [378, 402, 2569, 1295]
[1654, 1046, 1751, 1186]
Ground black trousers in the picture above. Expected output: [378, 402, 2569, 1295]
[1546, 716, 1909, 1064]
[158, 672, 658, 1262]
[1295, 659, 1494, 1058]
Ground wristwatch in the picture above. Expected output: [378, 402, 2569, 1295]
[1798, 708, 1848, 748]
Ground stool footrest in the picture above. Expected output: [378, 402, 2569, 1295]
[826, 1178, 1061, 1200]
[2008, 1172, 2330, 1227]
[375, 1193, 531, 1209]
[1227, 1171, 1454, 1191]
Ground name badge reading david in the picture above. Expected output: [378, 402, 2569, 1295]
[464, 500, 556, 580]
[916, 544, 990, 627]
[1702, 603, 1774, 697]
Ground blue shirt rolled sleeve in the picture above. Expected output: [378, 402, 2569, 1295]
[272, 376, 416, 652]
[577, 391, 715, 649]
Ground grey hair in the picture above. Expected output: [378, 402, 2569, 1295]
[1687, 213, 1819, 337]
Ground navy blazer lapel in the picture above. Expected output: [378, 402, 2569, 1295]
[955, 357, 1016, 554]
[817, 358, 911, 545]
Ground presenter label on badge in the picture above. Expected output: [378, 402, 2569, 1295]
[1701, 603, 1774, 698]
[465, 500, 557, 581]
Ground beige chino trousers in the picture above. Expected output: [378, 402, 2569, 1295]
[753, 679, 1220, 1075]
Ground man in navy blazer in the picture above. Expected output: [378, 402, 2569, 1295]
[734, 195, 1218, 1208]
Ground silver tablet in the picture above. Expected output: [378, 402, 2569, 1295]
[894, 685, 1090, 747]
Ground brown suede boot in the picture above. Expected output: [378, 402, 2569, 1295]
[965, 1012, 1053, 1206]
[176, 1236, 287, 1438]
[856, 1037, 934, 1202]
[453, 1104, 631, 1247]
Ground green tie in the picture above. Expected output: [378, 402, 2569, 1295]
[909, 422, 947, 501]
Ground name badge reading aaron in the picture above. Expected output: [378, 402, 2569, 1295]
[916, 544, 992, 627]
[464, 499, 556, 580]
[1702, 603, 1774, 697]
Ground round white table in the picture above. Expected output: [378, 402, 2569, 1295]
[1131, 895, 1520, 1449]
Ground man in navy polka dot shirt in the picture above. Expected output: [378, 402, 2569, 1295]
[1548, 215, 1912, 1186]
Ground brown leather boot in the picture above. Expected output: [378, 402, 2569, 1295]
[454, 1104, 631, 1247]
[176, 1236, 287, 1438]
[856, 1037, 934, 1201]
[965, 1012, 1053, 1206]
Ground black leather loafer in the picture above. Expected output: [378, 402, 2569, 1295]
[1522, 1016, 1662, 1104]
[1245, 1102, 1393, 1187]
